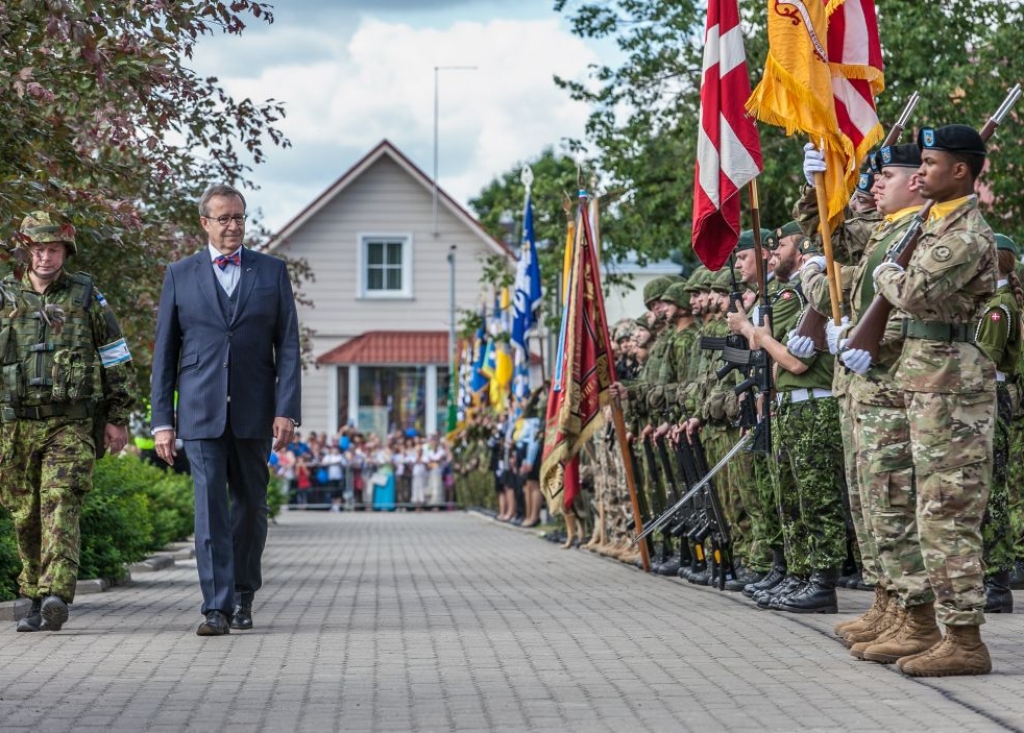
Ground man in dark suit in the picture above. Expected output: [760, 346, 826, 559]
[151, 183, 301, 636]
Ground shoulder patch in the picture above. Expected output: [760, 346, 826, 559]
[781, 291, 793, 300]
[991, 311, 1001, 322]
[932, 245, 953, 262]
[94, 291, 108, 308]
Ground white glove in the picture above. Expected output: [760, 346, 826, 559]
[840, 344, 872, 375]
[803, 255, 827, 274]
[872, 261, 903, 288]
[787, 329, 816, 359]
[803, 142, 827, 187]
[826, 316, 850, 355]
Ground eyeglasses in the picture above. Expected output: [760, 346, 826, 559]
[204, 214, 247, 226]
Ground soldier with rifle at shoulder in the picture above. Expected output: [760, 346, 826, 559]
[728, 223, 847, 614]
[850, 123, 1000, 677]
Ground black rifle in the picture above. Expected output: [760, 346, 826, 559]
[641, 434, 673, 562]
[627, 439, 656, 560]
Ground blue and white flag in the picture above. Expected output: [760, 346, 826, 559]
[510, 191, 542, 357]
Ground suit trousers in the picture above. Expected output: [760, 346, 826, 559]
[185, 426, 272, 615]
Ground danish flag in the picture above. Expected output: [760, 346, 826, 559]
[692, 0, 763, 271]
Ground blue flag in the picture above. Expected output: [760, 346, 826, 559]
[510, 193, 542, 357]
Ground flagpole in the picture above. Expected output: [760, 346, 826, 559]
[812, 166, 844, 324]
[586, 171, 650, 573]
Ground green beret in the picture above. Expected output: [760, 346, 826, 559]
[872, 143, 921, 173]
[918, 124, 986, 156]
[798, 236, 821, 256]
[660, 281, 691, 308]
[642, 276, 673, 306]
[994, 233, 1019, 257]
[765, 222, 800, 251]
[735, 228, 773, 253]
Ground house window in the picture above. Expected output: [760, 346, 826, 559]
[361, 234, 412, 298]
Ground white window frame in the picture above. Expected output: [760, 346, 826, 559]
[357, 232, 413, 299]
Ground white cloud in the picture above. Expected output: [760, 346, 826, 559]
[195, 16, 597, 231]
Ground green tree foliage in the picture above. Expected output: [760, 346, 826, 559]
[0, 1, 301, 388]
[550, 0, 1024, 263]
[0, 506, 21, 602]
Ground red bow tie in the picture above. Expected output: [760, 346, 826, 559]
[214, 252, 241, 269]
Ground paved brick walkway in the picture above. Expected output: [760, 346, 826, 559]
[0, 511, 1021, 732]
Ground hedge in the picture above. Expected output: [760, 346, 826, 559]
[0, 453, 286, 600]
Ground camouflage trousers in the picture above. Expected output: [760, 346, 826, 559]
[702, 424, 751, 568]
[732, 448, 774, 573]
[851, 397, 932, 607]
[841, 392, 883, 587]
[1008, 417, 1024, 562]
[981, 386, 1017, 574]
[771, 394, 846, 574]
[0, 417, 95, 603]
[907, 390, 994, 626]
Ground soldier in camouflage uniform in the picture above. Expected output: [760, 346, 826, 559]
[0, 212, 136, 632]
[855, 125, 997, 677]
[796, 144, 935, 658]
[974, 233, 1023, 614]
[729, 222, 846, 614]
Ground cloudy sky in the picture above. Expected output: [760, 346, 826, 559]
[190, 0, 617, 231]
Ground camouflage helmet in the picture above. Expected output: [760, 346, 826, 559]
[19, 211, 77, 255]
[709, 267, 734, 294]
[611, 317, 635, 343]
[660, 281, 691, 309]
[683, 266, 709, 294]
[642, 276, 673, 306]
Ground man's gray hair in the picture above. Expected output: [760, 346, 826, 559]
[198, 183, 247, 217]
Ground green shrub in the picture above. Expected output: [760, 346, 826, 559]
[267, 473, 285, 518]
[79, 455, 159, 581]
[140, 470, 194, 549]
[0, 506, 21, 602]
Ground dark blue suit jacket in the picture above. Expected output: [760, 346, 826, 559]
[151, 247, 301, 440]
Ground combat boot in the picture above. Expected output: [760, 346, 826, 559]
[725, 565, 764, 592]
[656, 556, 682, 576]
[40, 595, 69, 631]
[850, 606, 906, 659]
[835, 585, 888, 637]
[756, 574, 803, 609]
[983, 571, 1014, 614]
[16, 598, 42, 632]
[744, 548, 786, 598]
[1009, 559, 1024, 590]
[776, 569, 839, 614]
[898, 625, 991, 677]
[861, 601, 942, 664]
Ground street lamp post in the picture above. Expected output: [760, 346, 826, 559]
[447, 245, 457, 431]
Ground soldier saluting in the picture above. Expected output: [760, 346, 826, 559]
[0, 212, 136, 633]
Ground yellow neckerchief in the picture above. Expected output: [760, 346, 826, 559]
[928, 194, 975, 222]
[883, 205, 923, 224]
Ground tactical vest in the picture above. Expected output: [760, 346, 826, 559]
[0, 271, 98, 412]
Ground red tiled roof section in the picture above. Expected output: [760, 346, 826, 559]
[317, 331, 454, 366]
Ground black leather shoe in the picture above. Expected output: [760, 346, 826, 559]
[40, 595, 69, 631]
[197, 610, 231, 636]
[230, 604, 254, 630]
[16, 598, 42, 632]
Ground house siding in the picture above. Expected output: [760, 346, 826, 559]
[273, 154, 505, 433]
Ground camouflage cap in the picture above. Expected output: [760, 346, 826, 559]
[642, 276, 673, 306]
[660, 281, 691, 308]
[994, 233, 1019, 257]
[19, 211, 77, 254]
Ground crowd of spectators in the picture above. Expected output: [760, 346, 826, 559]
[270, 427, 454, 511]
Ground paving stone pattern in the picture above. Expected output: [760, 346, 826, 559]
[0, 511, 1022, 732]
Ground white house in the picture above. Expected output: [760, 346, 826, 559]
[268, 140, 514, 437]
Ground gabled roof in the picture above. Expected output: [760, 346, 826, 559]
[267, 139, 513, 258]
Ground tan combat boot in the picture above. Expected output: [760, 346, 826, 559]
[899, 624, 991, 677]
[834, 585, 889, 638]
[849, 606, 906, 659]
[842, 593, 899, 649]
[861, 601, 942, 664]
